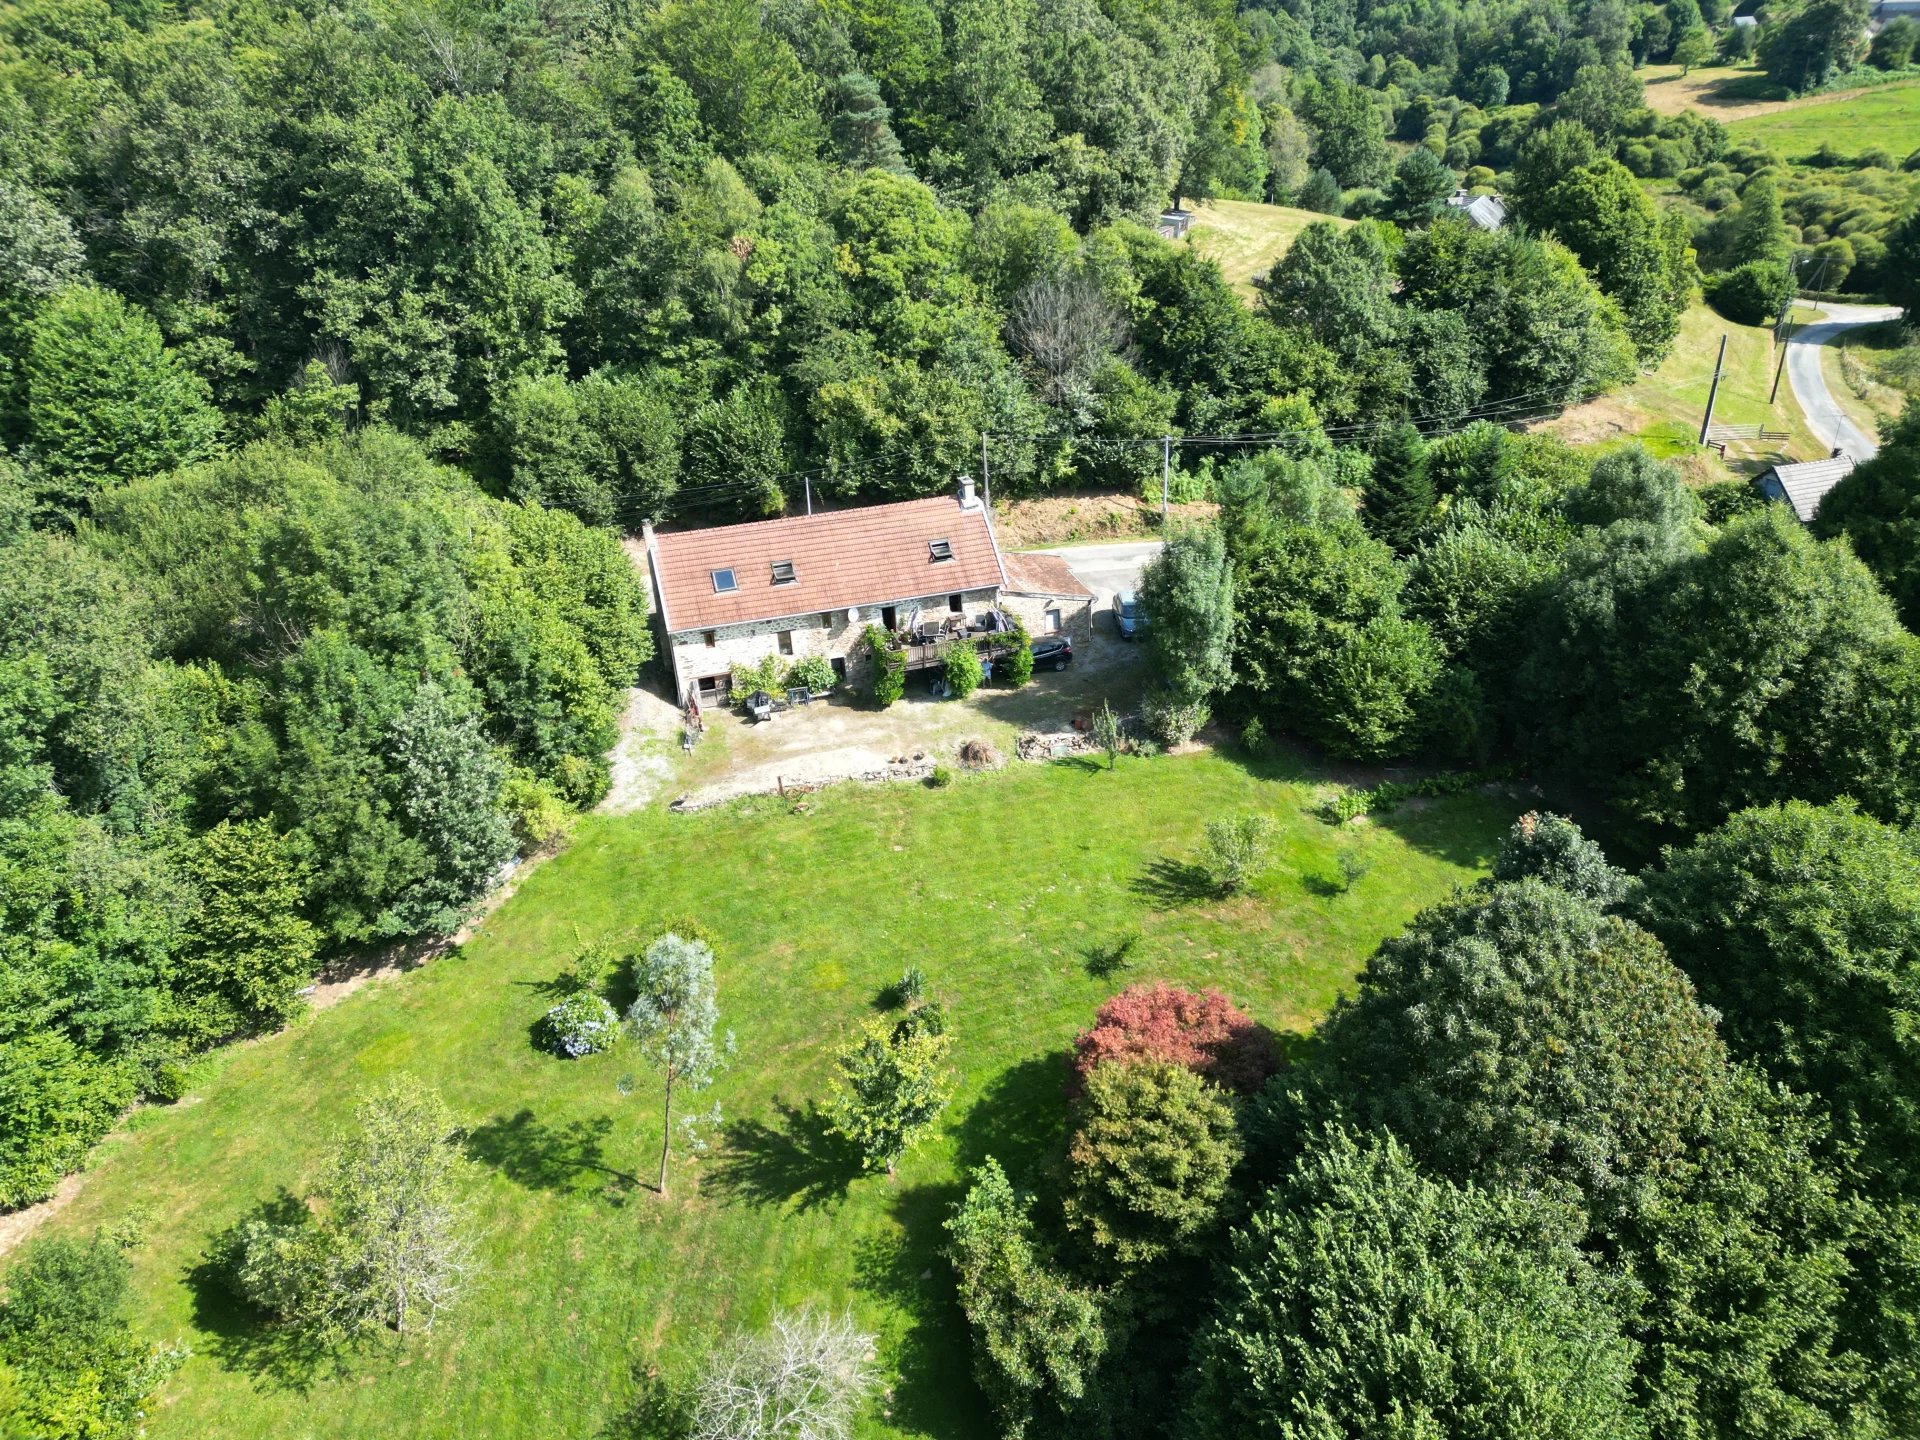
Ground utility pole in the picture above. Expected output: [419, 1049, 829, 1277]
[1698, 334, 1728, 446]
[1161, 435, 1171, 519]
[804, 473, 813, 516]
[1771, 253, 1823, 405]
[980, 431, 990, 508]
[1771, 253, 1805, 344]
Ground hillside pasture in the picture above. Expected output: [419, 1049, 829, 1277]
[1725, 78, 1920, 159]
[1543, 299, 1820, 475]
[1185, 199, 1351, 296]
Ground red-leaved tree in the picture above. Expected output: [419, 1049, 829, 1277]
[1068, 983, 1281, 1097]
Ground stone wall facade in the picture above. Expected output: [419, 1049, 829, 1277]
[666, 585, 1002, 703]
[1000, 591, 1095, 643]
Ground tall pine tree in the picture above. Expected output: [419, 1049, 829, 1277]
[1363, 424, 1434, 552]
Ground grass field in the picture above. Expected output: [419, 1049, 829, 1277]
[1823, 319, 1917, 445]
[1640, 62, 1791, 119]
[1545, 299, 1820, 474]
[33, 750, 1518, 1440]
[1725, 78, 1920, 159]
[1640, 61, 1920, 153]
[1185, 199, 1350, 296]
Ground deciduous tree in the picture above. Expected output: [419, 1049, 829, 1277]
[947, 1159, 1108, 1438]
[1181, 1129, 1643, 1440]
[1069, 983, 1279, 1096]
[1063, 1060, 1242, 1269]
[1760, 0, 1870, 92]
[1138, 522, 1234, 707]
[691, 1307, 877, 1440]
[229, 1080, 478, 1340]
[828, 1012, 953, 1175]
[22, 285, 221, 518]
[1636, 801, 1920, 1200]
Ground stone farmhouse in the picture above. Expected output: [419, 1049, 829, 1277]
[644, 479, 1085, 707]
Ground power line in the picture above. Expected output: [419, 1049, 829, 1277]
[647, 369, 1735, 523]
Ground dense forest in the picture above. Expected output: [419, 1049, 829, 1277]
[3, 0, 1920, 1434]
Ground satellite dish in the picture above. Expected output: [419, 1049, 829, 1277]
[846, 607, 861, 623]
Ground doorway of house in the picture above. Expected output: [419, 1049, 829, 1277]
[695, 673, 731, 704]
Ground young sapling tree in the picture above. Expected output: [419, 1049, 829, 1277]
[625, 933, 733, 1196]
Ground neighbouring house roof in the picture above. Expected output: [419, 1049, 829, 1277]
[1002, 551, 1094, 600]
[1732, 13, 1759, 25]
[650, 492, 1007, 633]
[1760, 455, 1857, 524]
[1446, 189, 1507, 231]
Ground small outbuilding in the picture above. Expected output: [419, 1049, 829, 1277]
[1157, 207, 1194, 240]
[1000, 551, 1096, 642]
[1446, 188, 1508, 232]
[1757, 454, 1857, 524]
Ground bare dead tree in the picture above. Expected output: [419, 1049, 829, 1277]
[691, 1307, 878, 1440]
[1005, 274, 1131, 405]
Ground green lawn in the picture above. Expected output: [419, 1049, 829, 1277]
[1725, 78, 1920, 159]
[34, 751, 1517, 1440]
[1185, 199, 1350, 296]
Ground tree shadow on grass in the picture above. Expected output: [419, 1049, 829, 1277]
[596, 1368, 693, 1439]
[509, 975, 577, 1002]
[952, 1052, 1073, 1196]
[463, 1109, 640, 1204]
[1130, 857, 1220, 908]
[854, 1180, 982, 1440]
[705, 1099, 863, 1212]
[184, 1192, 356, 1395]
[851, 1052, 1076, 1438]
[1082, 929, 1140, 979]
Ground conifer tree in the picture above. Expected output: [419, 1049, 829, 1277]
[1362, 423, 1434, 552]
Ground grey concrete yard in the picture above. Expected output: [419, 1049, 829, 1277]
[600, 543, 1160, 809]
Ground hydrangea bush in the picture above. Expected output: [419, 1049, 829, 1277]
[541, 992, 619, 1058]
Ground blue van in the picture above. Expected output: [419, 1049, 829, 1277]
[1115, 590, 1147, 641]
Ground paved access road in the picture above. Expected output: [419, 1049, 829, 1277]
[1786, 301, 1904, 461]
[1032, 540, 1163, 612]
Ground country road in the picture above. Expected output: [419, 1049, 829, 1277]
[1786, 301, 1904, 461]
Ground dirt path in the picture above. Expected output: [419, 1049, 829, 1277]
[0, 1171, 89, 1258]
[600, 684, 685, 815]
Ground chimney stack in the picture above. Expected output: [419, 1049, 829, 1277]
[958, 473, 978, 509]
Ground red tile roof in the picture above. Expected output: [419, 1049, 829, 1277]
[651, 495, 1007, 633]
[1002, 551, 1092, 599]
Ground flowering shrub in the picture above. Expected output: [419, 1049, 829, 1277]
[541, 991, 619, 1058]
[1069, 982, 1280, 1097]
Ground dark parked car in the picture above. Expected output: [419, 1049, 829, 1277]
[1114, 589, 1147, 640]
[1031, 634, 1073, 671]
